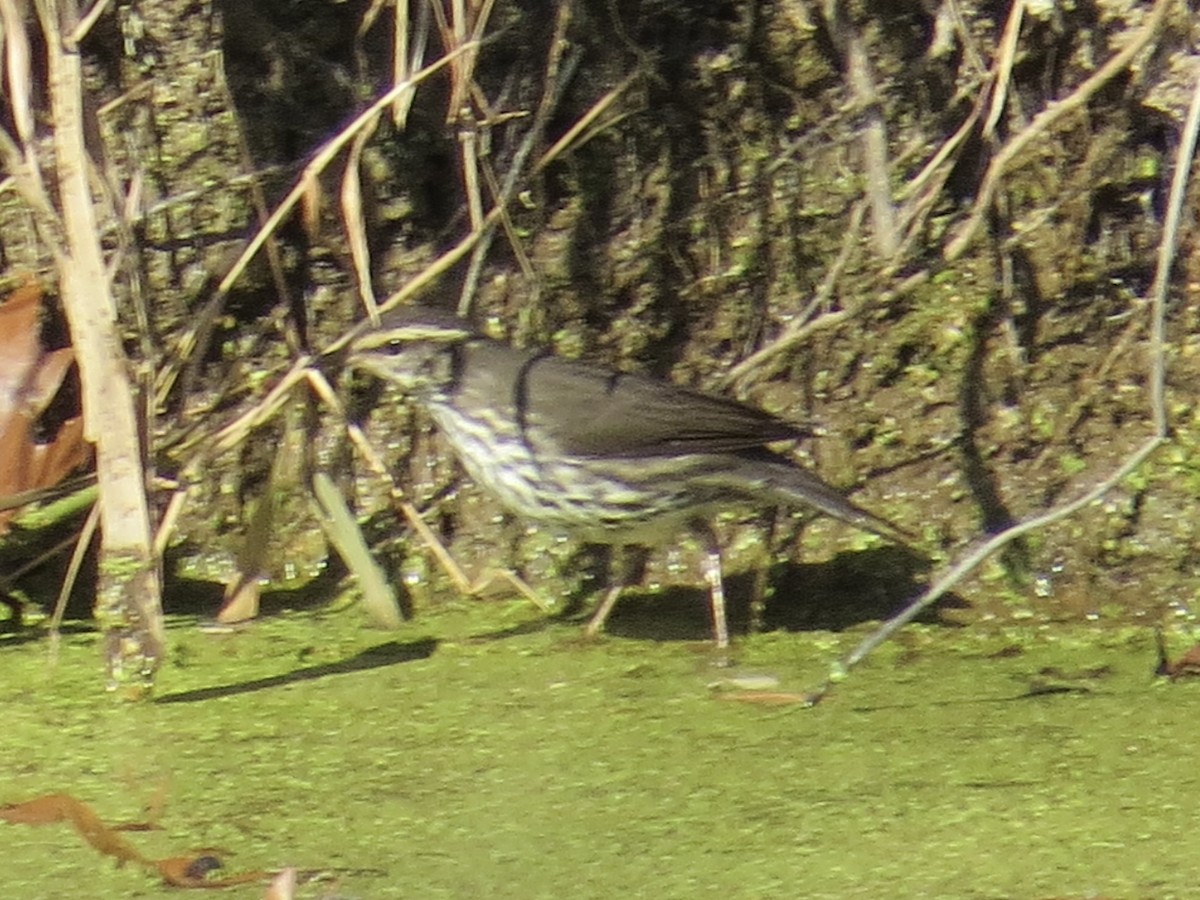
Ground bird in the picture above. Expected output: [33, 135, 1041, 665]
[345, 304, 908, 650]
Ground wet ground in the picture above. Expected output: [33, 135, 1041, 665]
[3, 596, 1196, 898]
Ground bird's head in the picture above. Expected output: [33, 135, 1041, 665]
[342, 305, 474, 392]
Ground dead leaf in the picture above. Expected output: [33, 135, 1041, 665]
[0, 279, 42, 422]
[0, 792, 271, 888]
[0, 280, 92, 534]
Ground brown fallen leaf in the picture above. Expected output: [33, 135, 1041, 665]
[0, 792, 269, 888]
[0, 279, 92, 535]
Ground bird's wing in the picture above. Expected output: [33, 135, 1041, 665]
[458, 342, 807, 457]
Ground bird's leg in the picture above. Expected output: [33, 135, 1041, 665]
[584, 545, 648, 637]
[691, 520, 730, 652]
[748, 508, 781, 635]
[584, 582, 624, 637]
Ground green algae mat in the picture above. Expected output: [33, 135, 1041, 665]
[2, 600, 1195, 898]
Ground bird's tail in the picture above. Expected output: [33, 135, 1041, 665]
[702, 454, 912, 546]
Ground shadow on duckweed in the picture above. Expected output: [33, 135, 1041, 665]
[155, 636, 437, 704]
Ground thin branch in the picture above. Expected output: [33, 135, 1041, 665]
[457, 0, 579, 316]
[718, 201, 867, 391]
[808, 48, 1200, 704]
[820, 2, 896, 257]
[65, 0, 112, 46]
[944, 0, 1170, 261]
[981, 0, 1023, 139]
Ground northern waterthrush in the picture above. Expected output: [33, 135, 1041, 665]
[347, 305, 907, 649]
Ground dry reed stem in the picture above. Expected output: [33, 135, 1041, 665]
[154, 39, 479, 407]
[20, 0, 164, 687]
[945, 0, 1171, 261]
